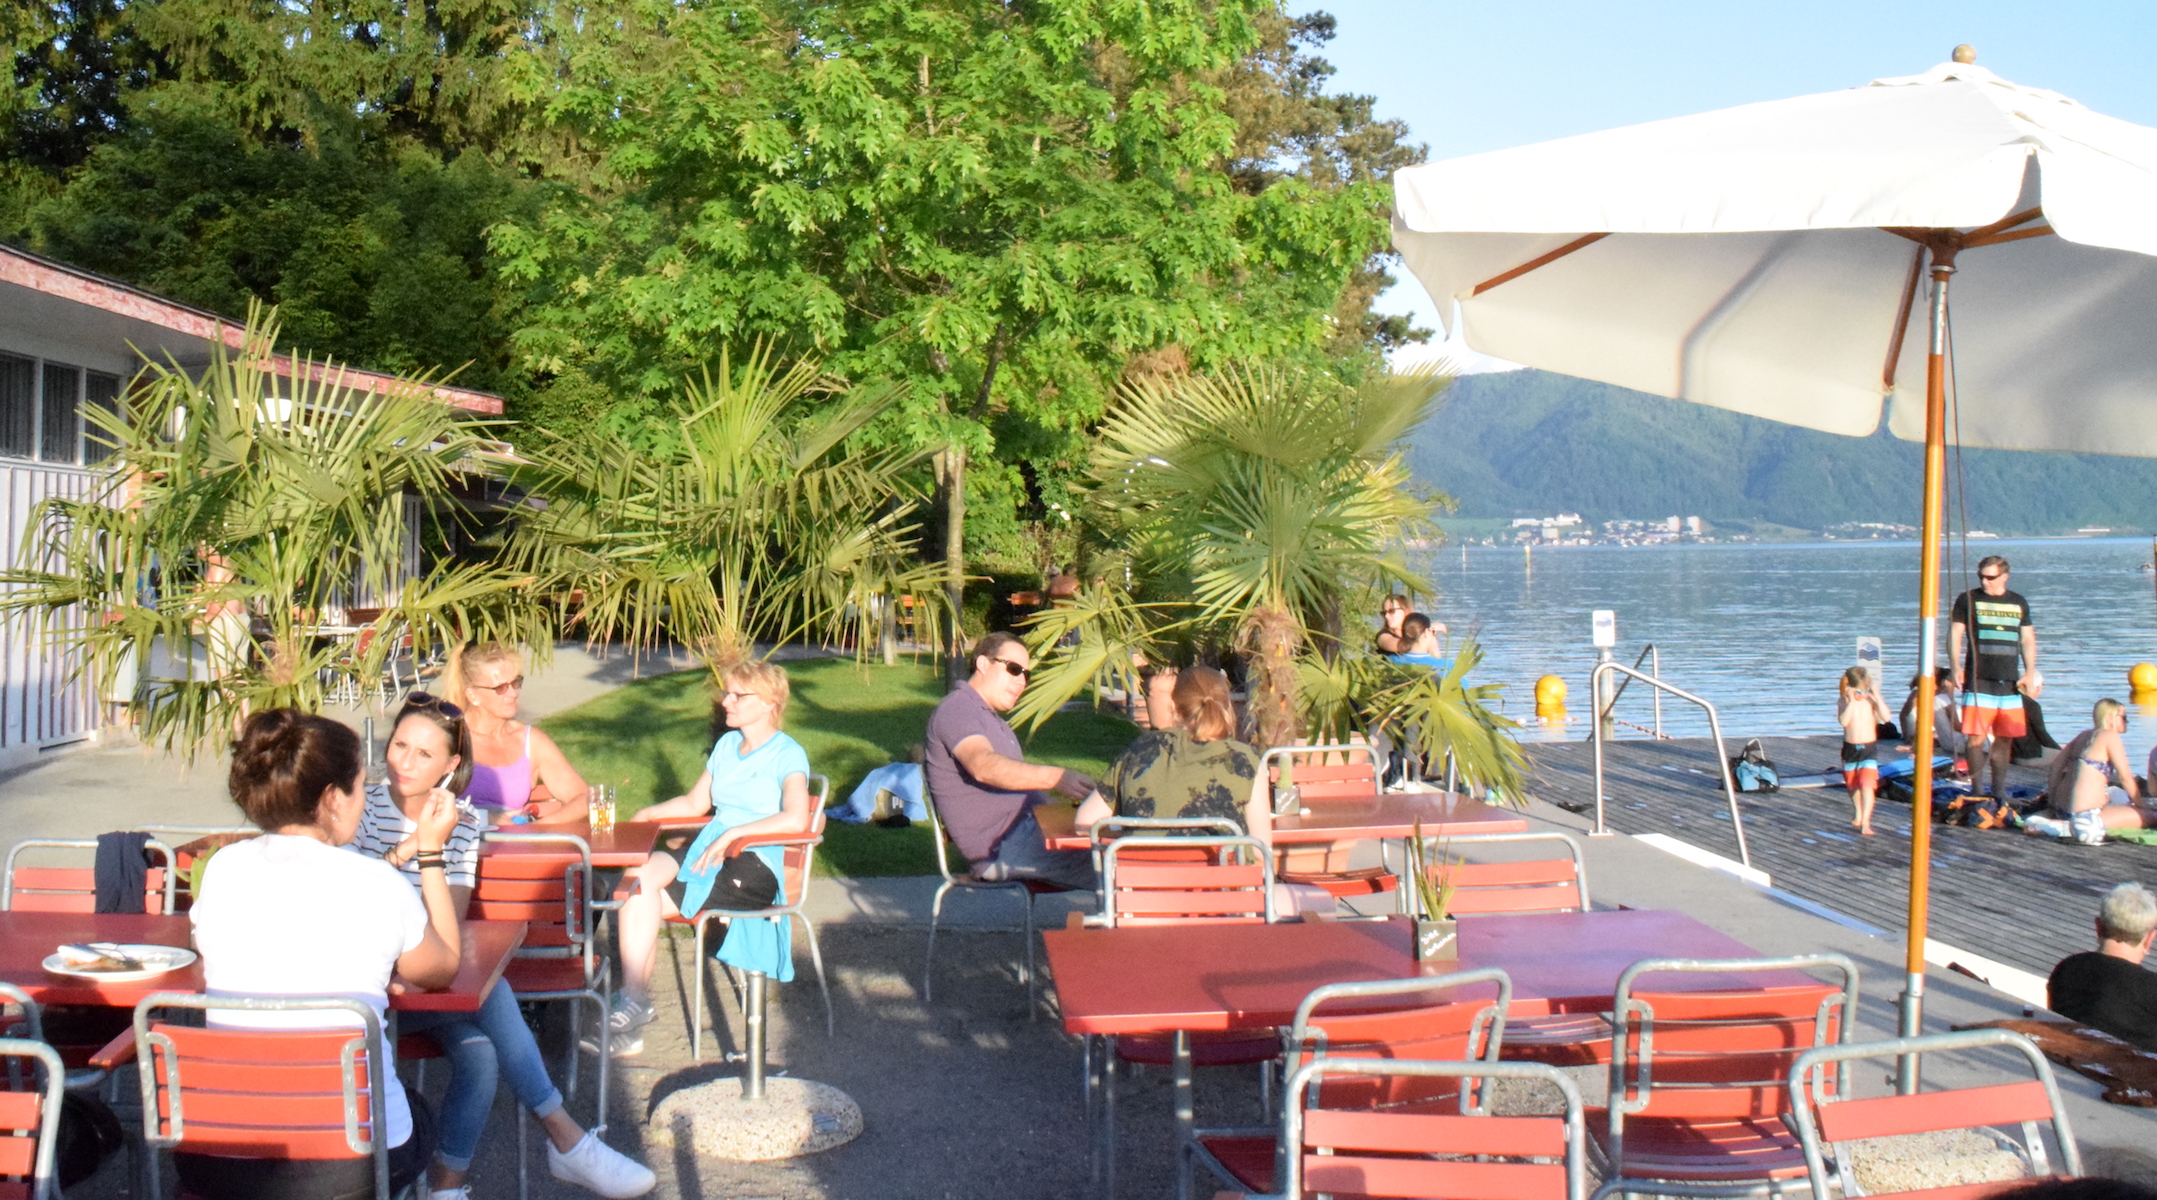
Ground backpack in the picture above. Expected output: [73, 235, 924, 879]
[1730, 739, 1779, 793]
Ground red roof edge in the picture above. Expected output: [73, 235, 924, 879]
[0, 243, 506, 416]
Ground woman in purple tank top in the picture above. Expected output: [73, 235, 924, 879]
[444, 642, 591, 823]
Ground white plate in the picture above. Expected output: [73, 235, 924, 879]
[42, 944, 197, 983]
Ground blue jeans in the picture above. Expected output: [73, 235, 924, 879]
[399, 980, 565, 1172]
[977, 808, 1095, 891]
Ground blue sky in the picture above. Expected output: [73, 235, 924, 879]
[1309, 1, 2157, 341]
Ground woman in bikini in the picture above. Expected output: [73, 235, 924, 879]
[2044, 699, 2155, 845]
[1838, 667, 1891, 836]
[441, 642, 591, 824]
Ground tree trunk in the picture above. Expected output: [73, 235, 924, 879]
[1237, 605, 1303, 749]
[942, 444, 967, 689]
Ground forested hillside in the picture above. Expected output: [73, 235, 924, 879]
[1407, 369, 2157, 535]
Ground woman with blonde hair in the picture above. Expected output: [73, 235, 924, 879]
[598, 660, 815, 1057]
[2036, 698, 2155, 844]
[441, 642, 589, 823]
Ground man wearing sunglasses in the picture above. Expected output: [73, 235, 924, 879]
[1950, 555, 2038, 801]
[924, 632, 1097, 888]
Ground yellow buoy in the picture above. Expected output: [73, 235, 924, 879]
[1535, 675, 1568, 707]
[2131, 663, 2157, 692]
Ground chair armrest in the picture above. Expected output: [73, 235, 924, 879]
[89, 1027, 138, 1071]
[729, 829, 822, 851]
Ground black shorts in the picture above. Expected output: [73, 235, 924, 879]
[655, 839, 780, 917]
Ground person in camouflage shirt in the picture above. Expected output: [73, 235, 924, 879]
[1075, 666, 1263, 832]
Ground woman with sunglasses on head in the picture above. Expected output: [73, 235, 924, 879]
[441, 641, 590, 824]
[351, 694, 654, 1200]
[599, 660, 814, 1058]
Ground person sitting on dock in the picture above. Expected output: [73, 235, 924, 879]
[2046, 882, 2157, 1051]
[1387, 612, 1452, 672]
[1899, 668, 1968, 766]
[2029, 699, 2154, 845]
[1374, 594, 1410, 655]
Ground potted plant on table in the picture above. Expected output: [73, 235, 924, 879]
[1406, 818, 1458, 961]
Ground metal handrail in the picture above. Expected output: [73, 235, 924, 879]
[1588, 660, 1751, 868]
[1598, 643, 1663, 737]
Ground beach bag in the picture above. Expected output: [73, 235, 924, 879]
[1730, 740, 1779, 793]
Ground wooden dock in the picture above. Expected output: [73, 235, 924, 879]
[1524, 733, 2157, 981]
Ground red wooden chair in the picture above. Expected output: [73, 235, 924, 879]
[131, 992, 399, 1200]
[671, 774, 833, 1060]
[1436, 832, 1609, 1064]
[1592, 954, 1859, 1200]
[475, 831, 610, 1129]
[0, 1035, 63, 1200]
[1261, 744, 1398, 902]
[2, 837, 176, 914]
[1787, 1029, 2082, 1200]
[1188, 1054, 1587, 1200]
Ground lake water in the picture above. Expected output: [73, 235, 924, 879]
[1420, 537, 2157, 767]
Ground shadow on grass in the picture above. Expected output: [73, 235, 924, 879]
[541, 658, 1137, 876]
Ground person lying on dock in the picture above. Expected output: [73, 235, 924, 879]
[2046, 881, 2157, 1052]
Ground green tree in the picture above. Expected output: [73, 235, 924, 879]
[0, 309, 550, 757]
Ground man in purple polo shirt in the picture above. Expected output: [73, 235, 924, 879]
[924, 632, 1096, 888]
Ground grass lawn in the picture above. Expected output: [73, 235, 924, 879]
[539, 657, 1138, 877]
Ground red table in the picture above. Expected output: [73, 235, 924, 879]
[1038, 789, 1527, 853]
[0, 911, 526, 1013]
[1044, 908, 1820, 1034]
[494, 819, 666, 868]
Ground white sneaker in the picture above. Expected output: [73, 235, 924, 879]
[548, 1131, 657, 1198]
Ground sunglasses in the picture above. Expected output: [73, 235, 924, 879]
[469, 674, 525, 695]
[989, 657, 1031, 680]
[403, 691, 464, 718]
[1979, 572, 2006, 581]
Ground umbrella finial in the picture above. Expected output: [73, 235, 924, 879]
[1952, 44, 1977, 64]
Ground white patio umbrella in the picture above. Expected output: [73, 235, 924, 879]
[1392, 48, 2157, 1082]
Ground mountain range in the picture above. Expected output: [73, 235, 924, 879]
[1404, 369, 2157, 535]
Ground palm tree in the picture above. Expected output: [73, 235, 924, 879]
[1013, 360, 1526, 799]
[0, 308, 551, 757]
[499, 344, 944, 668]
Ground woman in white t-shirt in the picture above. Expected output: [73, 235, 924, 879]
[187, 709, 463, 1200]
[351, 695, 653, 1200]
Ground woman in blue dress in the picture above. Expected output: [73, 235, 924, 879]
[602, 660, 813, 1057]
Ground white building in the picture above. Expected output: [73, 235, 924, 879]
[0, 244, 500, 768]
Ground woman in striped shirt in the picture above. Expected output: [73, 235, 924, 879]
[352, 694, 652, 1200]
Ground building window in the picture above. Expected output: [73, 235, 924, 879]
[0, 353, 33, 458]
[83, 371, 122, 464]
[40, 362, 80, 464]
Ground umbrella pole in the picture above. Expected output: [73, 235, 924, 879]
[1899, 247, 1956, 1093]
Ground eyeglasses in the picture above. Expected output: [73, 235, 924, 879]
[720, 689, 767, 705]
[403, 691, 463, 718]
[1979, 572, 2006, 582]
[990, 657, 1031, 680]
[469, 675, 524, 695]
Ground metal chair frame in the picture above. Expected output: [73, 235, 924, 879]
[1787, 1029, 2081, 1200]
[1084, 814, 1243, 879]
[1185, 1055, 1588, 1200]
[922, 784, 1085, 1013]
[1259, 743, 1382, 815]
[1092, 834, 1278, 928]
[0, 1036, 65, 1200]
[3, 837, 177, 914]
[1440, 831, 1592, 913]
[133, 992, 393, 1200]
[682, 774, 835, 1059]
[477, 830, 611, 1132]
[1594, 954, 1860, 1200]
